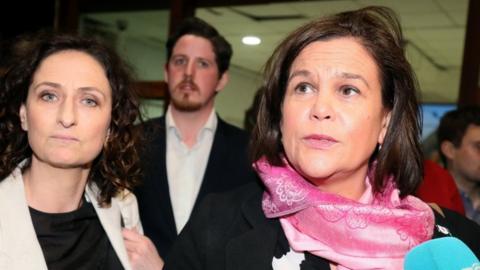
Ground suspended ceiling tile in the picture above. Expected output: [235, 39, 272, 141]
[284, 0, 361, 18]
[358, 0, 439, 13]
[400, 12, 454, 28]
[435, 0, 468, 13]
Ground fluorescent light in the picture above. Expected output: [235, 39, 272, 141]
[242, 36, 261, 45]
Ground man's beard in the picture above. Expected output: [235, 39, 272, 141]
[170, 78, 203, 111]
[170, 92, 203, 112]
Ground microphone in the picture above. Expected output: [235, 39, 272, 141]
[404, 237, 480, 270]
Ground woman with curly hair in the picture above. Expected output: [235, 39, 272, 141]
[0, 34, 163, 269]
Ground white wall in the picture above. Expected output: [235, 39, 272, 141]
[121, 36, 166, 81]
[406, 45, 461, 103]
[214, 65, 262, 128]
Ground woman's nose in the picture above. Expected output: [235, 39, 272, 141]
[57, 99, 77, 128]
[310, 92, 334, 121]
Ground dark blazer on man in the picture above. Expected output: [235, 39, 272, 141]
[164, 182, 480, 270]
[134, 116, 258, 257]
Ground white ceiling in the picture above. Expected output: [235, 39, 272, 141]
[84, 0, 469, 102]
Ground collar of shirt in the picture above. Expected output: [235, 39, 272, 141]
[165, 107, 218, 150]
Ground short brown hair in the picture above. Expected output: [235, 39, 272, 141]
[437, 106, 480, 166]
[166, 17, 232, 76]
[250, 6, 422, 197]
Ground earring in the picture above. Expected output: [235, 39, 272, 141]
[104, 129, 111, 148]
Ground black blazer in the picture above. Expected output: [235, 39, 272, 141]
[134, 116, 258, 258]
[164, 182, 480, 270]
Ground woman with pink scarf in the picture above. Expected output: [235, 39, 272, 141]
[164, 6, 480, 270]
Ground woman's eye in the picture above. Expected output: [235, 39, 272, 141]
[40, 92, 57, 102]
[340, 86, 360, 96]
[82, 98, 98, 107]
[294, 83, 314, 94]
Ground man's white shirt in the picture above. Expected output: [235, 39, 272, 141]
[165, 108, 217, 233]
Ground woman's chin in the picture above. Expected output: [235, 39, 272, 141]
[50, 160, 90, 169]
[297, 167, 335, 185]
[36, 155, 91, 170]
[291, 157, 335, 179]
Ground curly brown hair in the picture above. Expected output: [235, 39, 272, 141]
[250, 6, 423, 197]
[0, 33, 143, 206]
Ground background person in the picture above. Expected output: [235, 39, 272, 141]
[416, 159, 465, 215]
[438, 106, 480, 224]
[134, 17, 258, 257]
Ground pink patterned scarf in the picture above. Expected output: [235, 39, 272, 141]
[254, 157, 434, 270]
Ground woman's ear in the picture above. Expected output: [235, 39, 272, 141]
[19, 104, 28, 131]
[377, 111, 391, 145]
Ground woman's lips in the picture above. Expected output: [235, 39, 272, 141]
[51, 135, 79, 142]
[302, 134, 338, 149]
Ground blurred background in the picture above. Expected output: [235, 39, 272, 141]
[1, 0, 479, 147]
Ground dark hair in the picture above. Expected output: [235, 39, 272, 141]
[0, 34, 143, 206]
[244, 87, 264, 133]
[166, 17, 232, 76]
[250, 6, 422, 197]
[437, 106, 480, 166]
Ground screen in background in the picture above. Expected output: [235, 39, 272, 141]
[420, 103, 456, 141]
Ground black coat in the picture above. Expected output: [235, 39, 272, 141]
[164, 182, 480, 270]
[134, 116, 259, 258]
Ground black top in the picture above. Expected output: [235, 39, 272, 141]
[29, 198, 123, 270]
[164, 182, 480, 270]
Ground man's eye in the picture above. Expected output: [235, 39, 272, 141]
[198, 60, 210, 68]
[173, 58, 186, 65]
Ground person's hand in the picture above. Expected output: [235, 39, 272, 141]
[122, 228, 164, 270]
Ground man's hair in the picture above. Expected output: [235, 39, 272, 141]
[166, 17, 232, 76]
[437, 106, 480, 166]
